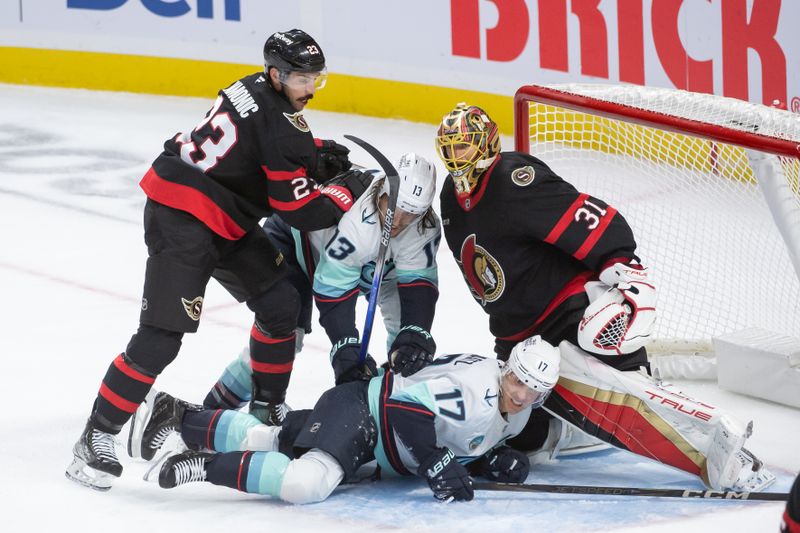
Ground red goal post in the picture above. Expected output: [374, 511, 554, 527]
[513, 84, 800, 354]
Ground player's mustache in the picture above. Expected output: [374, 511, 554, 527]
[299, 94, 314, 104]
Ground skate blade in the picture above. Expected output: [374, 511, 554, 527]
[65, 456, 115, 491]
[127, 388, 158, 459]
[142, 448, 183, 483]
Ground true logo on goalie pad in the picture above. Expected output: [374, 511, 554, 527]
[511, 166, 536, 186]
[181, 296, 203, 321]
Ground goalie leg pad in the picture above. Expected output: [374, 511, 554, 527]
[548, 341, 770, 490]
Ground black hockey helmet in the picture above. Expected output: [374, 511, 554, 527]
[263, 29, 326, 74]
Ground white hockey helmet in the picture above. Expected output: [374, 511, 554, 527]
[381, 152, 437, 215]
[502, 335, 561, 409]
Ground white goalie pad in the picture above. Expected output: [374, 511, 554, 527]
[555, 341, 775, 491]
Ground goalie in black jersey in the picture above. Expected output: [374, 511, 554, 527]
[66, 29, 375, 492]
[433, 102, 775, 493]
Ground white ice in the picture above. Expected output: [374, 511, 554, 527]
[0, 83, 797, 532]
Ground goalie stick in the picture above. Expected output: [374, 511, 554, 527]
[473, 481, 789, 501]
[343, 134, 400, 365]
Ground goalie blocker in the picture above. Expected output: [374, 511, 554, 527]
[545, 341, 775, 492]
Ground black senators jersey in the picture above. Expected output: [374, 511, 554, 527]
[440, 151, 638, 345]
[140, 72, 350, 240]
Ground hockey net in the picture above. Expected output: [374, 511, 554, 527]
[514, 84, 800, 357]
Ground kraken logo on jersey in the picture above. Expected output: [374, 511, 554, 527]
[282, 111, 310, 132]
[458, 234, 505, 305]
[511, 166, 536, 186]
[181, 296, 203, 321]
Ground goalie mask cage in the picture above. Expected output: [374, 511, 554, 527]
[514, 84, 800, 353]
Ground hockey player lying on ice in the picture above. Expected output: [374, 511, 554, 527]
[434, 102, 775, 494]
[129, 336, 560, 503]
[129, 335, 774, 504]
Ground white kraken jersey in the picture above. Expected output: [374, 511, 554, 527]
[305, 178, 441, 299]
[367, 354, 532, 476]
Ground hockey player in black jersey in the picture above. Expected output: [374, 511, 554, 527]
[433, 103, 774, 493]
[65, 29, 375, 491]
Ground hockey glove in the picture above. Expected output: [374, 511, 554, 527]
[332, 169, 376, 201]
[389, 326, 436, 377]
[472, 446, 530, 483]
[313, 139, 352, 182]
[599, 260, 650, 289]
[418, 447, 474, 502]
[330, 337, 378, 385]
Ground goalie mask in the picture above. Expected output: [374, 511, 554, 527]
[435, 103, 500, 198]
[500, 336, 560, 413]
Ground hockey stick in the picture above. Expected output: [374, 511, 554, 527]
[473, 481, 789, 501]
[343, 135, 400, 365]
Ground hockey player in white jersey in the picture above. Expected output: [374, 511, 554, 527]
[198, 153, 442, 425]
[128, 336, 559, 503]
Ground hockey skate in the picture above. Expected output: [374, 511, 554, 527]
[65, 419, 123, 491]
[128, 389, 201, 461]
[157, 450, 216, 489]
[249, 399, 291, 426]
[528, 416, 611, 465]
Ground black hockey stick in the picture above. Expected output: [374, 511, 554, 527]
[474, 481, 789, 501]
[343, 135, 400, 365]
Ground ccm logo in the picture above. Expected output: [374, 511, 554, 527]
[645, 390, 713, 421]
[67, 0, 240, 20]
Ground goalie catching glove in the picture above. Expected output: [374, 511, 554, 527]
[389, 326, 436, 377]
[578, 261, 656, 356]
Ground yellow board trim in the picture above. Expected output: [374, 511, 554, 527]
[0, 46, 514, 133]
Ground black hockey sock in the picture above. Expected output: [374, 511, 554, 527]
[205, 451, 254, 492]
[182, 409, 225, 451]
[249, 325, 295, 402]
[92, 353, 156, 433]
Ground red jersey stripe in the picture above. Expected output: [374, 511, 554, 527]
[269, 190, 322, 211]
[544, 193, 588, 245]
[261, 165, 307, 182]
[574, 206, 618, 261]
[140, 167, 246, 240]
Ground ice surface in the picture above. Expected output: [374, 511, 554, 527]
[0, 83, 796, 532]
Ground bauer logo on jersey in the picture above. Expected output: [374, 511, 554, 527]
[458, 234, 505, 305]
[283, 111, 310, 132]
[511, 166, 536, 187]
[181, 296, 203, 321]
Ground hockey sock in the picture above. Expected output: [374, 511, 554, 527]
[182, 408, 261, 452]
[205, 450, 290, 496]
[93, 353, 156, 433]
[249, 324, 295, 402]
[204, 349, 252, 409]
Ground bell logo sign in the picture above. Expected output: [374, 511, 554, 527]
[450, 0, 788, 107]
[67, 0, 241, 20]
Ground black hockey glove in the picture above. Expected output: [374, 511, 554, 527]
[330, 168, 375, 201]
[330, 337, 378, 385]
[389, 326, 436, 377]
[418, 447, 474, 502]
[314, 139, 352, 182]
[472, 446, 530, 483]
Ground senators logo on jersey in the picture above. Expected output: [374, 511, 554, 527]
[459, 234, 505, 305]
[283, 111, 310, 132]
[181, 296, 203, 321]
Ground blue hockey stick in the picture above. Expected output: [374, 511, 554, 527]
[343, 134, 400, 365]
